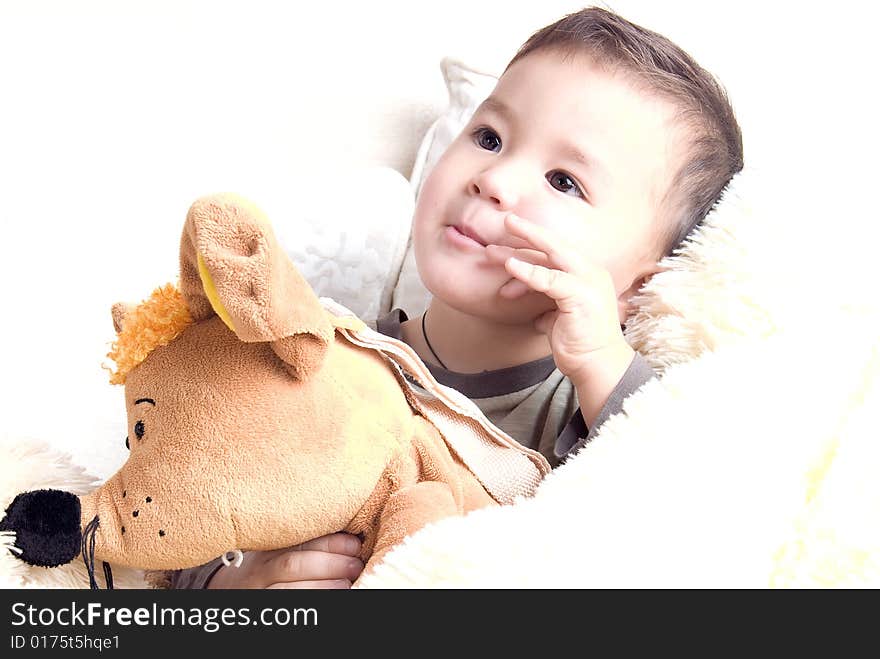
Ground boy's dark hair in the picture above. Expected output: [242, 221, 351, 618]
[507, 6, 744, 256]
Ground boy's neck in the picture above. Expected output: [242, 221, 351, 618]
[400, 300, 552, 374]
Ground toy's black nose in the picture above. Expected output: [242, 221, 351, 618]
[0, 489, 81, 567]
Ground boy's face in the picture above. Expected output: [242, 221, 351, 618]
[412, 49, 683, 324]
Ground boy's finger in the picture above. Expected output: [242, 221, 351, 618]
[267, 579, 353, 589]
[504, 214, 579, 273]
[294, 532, 362, 556]
[485, 244, 549, 268]
[505, 257, 591, 313]
[271, 549, 364, 583]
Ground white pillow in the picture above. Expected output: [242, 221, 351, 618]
[392, 58, 498, 318]
[408, 57, 500, 198]
[275, 165, 415, 323]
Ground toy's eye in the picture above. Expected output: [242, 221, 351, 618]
[134, 420, 145, 440]
[125, 436, 129, 450]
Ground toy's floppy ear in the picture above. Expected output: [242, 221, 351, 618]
[179, 193, 334, 380]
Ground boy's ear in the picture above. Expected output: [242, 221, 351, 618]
[617, 262, 667, 325]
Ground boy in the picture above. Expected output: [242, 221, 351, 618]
[173, 6, 743, 589]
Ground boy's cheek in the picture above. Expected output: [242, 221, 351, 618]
[416, 166, 448, 206]
[412, 184, 440, 226]
[517, 199, 589, 234]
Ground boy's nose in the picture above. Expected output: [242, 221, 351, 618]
[0, 489, 82, 567]
[470, 166, 522, 210]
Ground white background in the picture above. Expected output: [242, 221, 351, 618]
[1, 0, 877, 479]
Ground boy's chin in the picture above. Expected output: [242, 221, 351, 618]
[489, 293, 557, 325]
[426, 277, 553, 325]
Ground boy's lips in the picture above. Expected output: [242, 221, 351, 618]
[448, 223, 488, 248]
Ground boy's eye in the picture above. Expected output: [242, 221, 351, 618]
[134, 420, 145, 440]
[472, 127, 502, 152]
[547, 170, 584, 199]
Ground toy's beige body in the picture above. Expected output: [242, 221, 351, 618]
[0, 194, 547, 584]
[83, 313, 496, 573]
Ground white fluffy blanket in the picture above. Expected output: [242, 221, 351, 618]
[0, 442, 151, 589]
[359, 170, 880, 588]
[3, 171, 878, 588]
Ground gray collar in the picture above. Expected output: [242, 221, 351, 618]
[375, 309, 557, 399]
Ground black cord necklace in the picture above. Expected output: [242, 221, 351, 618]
[421, 310, 448, 370]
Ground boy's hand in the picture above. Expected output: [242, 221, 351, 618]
[206, 532, 364, 589]
[486, 213, 635, 425]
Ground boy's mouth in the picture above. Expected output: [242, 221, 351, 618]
[449, 224, 488, 248]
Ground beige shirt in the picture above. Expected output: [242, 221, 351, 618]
[375, 309, 655, 470]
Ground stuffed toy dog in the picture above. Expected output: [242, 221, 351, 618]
[0, 194, 549, 588]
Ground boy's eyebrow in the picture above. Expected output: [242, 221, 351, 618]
[558, 140, 610, 182]
[478, 96, 513, 121]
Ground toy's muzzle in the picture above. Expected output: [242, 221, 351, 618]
[0, 489, 82, 567]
